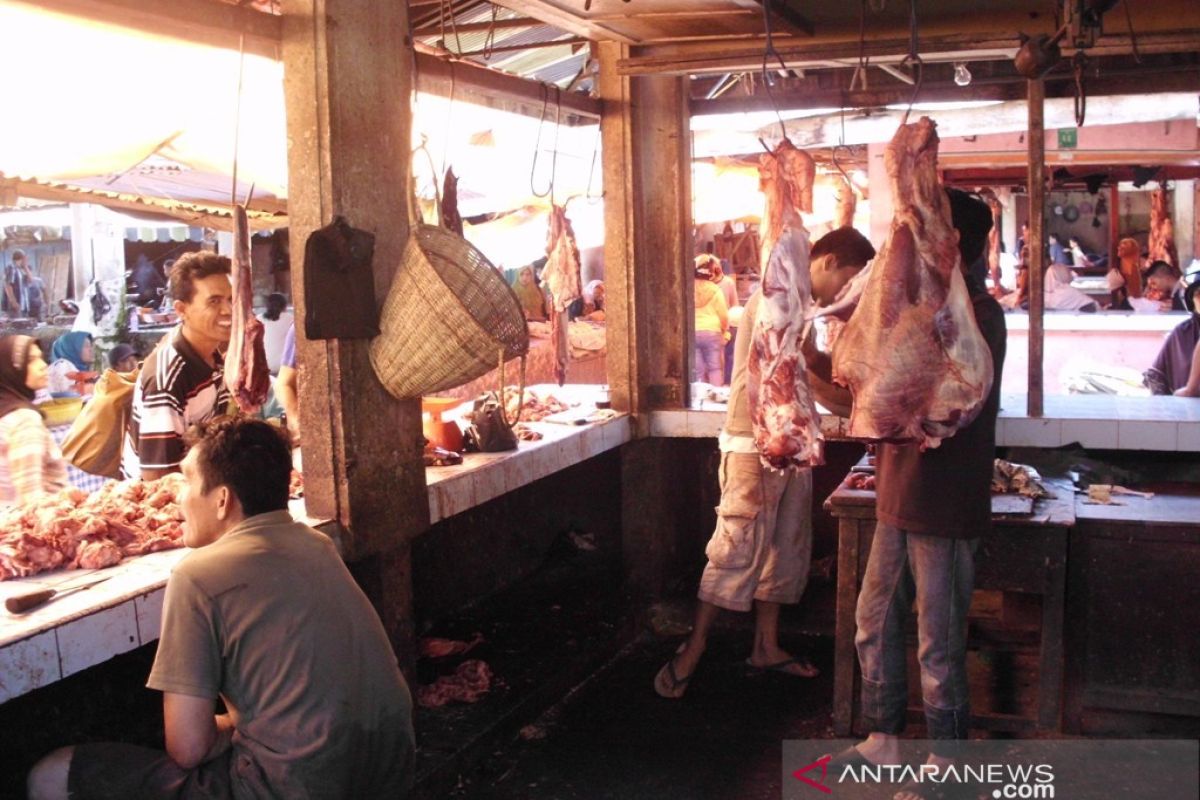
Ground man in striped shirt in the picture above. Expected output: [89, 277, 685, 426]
[122, 253, 233, 480]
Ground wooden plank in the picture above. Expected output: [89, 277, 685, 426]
[619, 31, 1200, 76]
[1027, 78, 1045, 419]
[1082, 686, 1200, 717]
[411, 17, 546, 37]
[415, 50, 602, 121]
[0, 176, 282, 231]
[491, 0, 639, 44]
[691, 65, 1200, 115]
[16, 0, 282, 60]
[1109, 184, 1121, 283]
[280, 0, 427, 672]
[1038, 541, 1067, 731]
[832, 517, 862, 735]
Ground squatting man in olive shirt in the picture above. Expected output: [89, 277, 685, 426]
[29, 418, 416, 800]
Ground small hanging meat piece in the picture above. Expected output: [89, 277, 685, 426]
[224, 205, 272, 413]
[748, 140, 824, 470]
[541, 205, 582, 386]
[834, 178, 857, 230]
[1148, 184, 1178, 268]
[441, 167, 464, 237]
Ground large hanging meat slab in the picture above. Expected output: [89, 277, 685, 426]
[541, 205, 582, 385]
[224, 205, 271, 413]
[748, 140, 824, 470]
[832, 117, 992, 450]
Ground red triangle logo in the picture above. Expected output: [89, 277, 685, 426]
[792, 754, 833, 794]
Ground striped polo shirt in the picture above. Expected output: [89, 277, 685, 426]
[121, 328, 229, 479]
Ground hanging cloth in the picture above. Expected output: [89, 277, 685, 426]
[303, 216, 380, 340]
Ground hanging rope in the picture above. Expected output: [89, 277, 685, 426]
[898, 0, 923, 126]
[1123, 0, 1141, 64]
[529, 85, 561, 203]
[1072, 50, 1088, 127]
[850, 0, 869, 92]
[481, 4, 499, 61]
[230, 33, 247, 207]
[584, 123, 602, 204]
[440, 61, 457, 180]
[758, 0, 791, 145]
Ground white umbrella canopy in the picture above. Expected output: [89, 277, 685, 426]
[0, 1, 288, 202]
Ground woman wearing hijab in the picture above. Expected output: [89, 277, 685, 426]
[512, 265, 548, 322]
[47, 331, 96, 397]
[0, 335, 67, 506]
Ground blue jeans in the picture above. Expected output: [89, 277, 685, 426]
[694, 330, 725, 385]
[854, 522, 976, 754]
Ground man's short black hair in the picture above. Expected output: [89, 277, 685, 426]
[169, 252, 231, 305]
[945, 188, 993, 268]
[186, 418, 291, 517]
[1145, 260, 1179, 280]
[810, 226, 876, 268]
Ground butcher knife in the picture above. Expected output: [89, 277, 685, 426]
[5, 576, 113, 615]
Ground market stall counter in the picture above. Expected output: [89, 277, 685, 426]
[0, 498, 321, 704]
[824, 459, 1075, 735]
[653, 391, 1200, 451]
[1066, 490, 1200, 733]
[424, 385, 631, 524]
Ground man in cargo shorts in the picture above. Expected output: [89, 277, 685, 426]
[654, 227, 876, 699]
[28, 418, 415, 799]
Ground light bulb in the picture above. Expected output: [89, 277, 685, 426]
[953, 62, 972, 87]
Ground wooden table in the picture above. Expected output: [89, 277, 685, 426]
[1065, 491, 1200, 733]
[824, 467, 1075, 736]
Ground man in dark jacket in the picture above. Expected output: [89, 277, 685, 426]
[831, 190, 1005, 798]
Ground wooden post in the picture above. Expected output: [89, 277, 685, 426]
[280, 0, 428, 672]
[1027, 78, 1045, 418]
[1109, 184, 1121, 280]
[598, 42, 694, 600]
[597, 41, 693, 420]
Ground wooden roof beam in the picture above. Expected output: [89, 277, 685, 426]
[621, 31, 1200, 76]
[690, 64, 1200, 115]
[414, 47, 600, 120]
[492, 1, 638, 44]
[741, 0, 815, 38]
[12, 0, 282, 60]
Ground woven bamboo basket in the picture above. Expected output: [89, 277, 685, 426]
[370, 223, 529, 399]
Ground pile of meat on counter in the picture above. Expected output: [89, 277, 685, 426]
[0, 475, 187, 580]
[502, 386, 568, 423]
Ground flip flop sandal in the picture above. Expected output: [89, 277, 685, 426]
[822, 745, 894, 778]
[653, 643, 693, 699]
[744, 656, 820, 678]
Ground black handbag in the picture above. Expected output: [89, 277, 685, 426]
[463, 352, 527, 453]
[465, 392, 518, 452]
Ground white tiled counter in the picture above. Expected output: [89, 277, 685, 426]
[649, 393, 1200, 452]
[425, 412, 632, 524]
[0, 498, 320, 704]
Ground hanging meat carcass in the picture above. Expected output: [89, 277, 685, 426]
[748, 140, 824, 470]
[832, 117, 993, 450]
[979, 189, 1006, 296]
[441, 167, 464, 237]
[224, 205, 271, 413]
[541, 205, 582, 385]
[1148, 184, 1178, 268]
